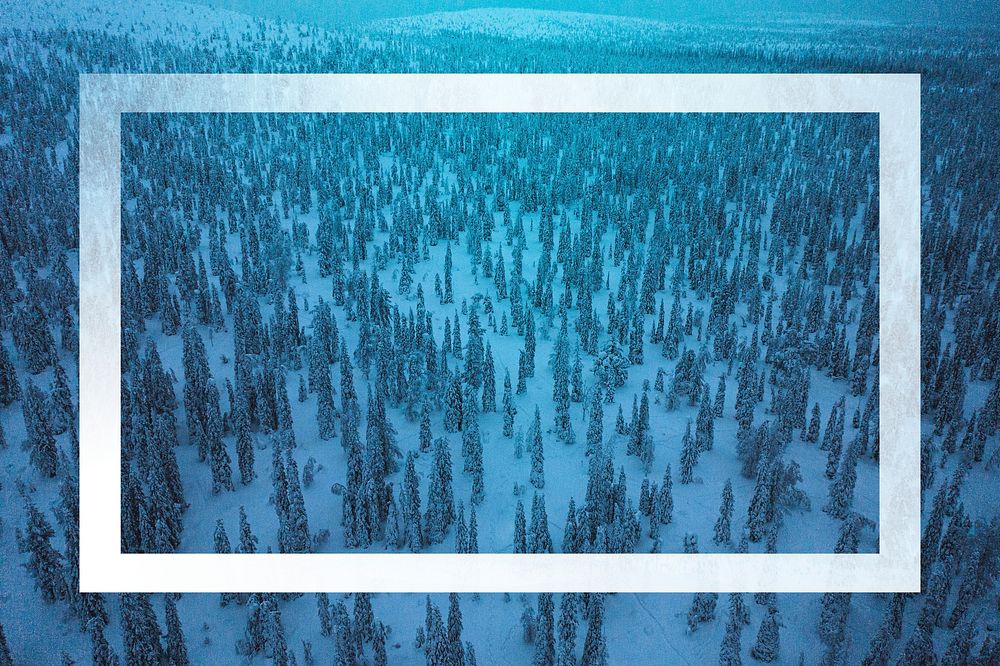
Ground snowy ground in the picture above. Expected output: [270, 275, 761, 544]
[0, 2, 997, 665]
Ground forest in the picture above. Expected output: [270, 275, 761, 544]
[0, 2, 997, 665]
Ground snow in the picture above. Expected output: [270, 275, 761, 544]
[0, 1, 997, 665]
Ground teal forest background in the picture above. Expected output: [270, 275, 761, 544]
[0, 1, 998, 664]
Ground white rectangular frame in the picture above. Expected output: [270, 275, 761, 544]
[79, 73, 921, 593]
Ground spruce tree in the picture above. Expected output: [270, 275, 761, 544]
[164, 595, 190, 666]
[533, 593, 556, 666]
[503, 370, 516, 437]
[581, 594, 608, 666]
[713, 479, 734, 545]
[556, 593, 578, 666]
[530, 406, 545, 489]
[719, 594, 744, 666]
[680, 421, 698, 484]
[21, 500, 64, 602]
[750, 608, 779, 662]
[514, 500, 528, 554]
[23, 379, 58, 477]
[426, 438, 456, 544]
[120, 593, 163, 666]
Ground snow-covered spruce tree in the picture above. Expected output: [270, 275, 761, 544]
[530, 405, 545, 489]
[425, 437, 456, 544]
[354, 592, 375, 646]
[534, 592, 556, 666]
[311, 337, 337, 441]
[502, 369, 516, 437]
[655, 464, 674, 526]
[586, 388, 603, 458]
[823, 435, 862, 519]
[316, 593, 333, 637]
[804, 402, 821, 443]
[420, 400, 433, 452]
[679, 420, 698, 485]
[482, 340, 496, 412]
[696, 389, 715, 453]
[816, 592, 851, 657]
[468, 505, 479, 553]
[402, 452, 423, 552]
[0, 342, 21, 406]
[514, 500, 528, 554]
[15, 303, 57, 375]
[529, 494, 554, 554]
[553, 319, 572, 441]
[593, 340, 628, 403]
[234, 364, 256, 485]
[444, 373, 463, 433]
[556, 593, 578, 666]
[462, 385, 485, 505]
[206, 383, 234, 494]
[120, 593, 163, 666]
[181, 325, 212, 460]
[373, 620, 388, 666]
[750, 607, 780, 662]
[47, 361, 73, 435]
[164, 595, 190, 666]
[628, 390, 652, 471]
[580, 594, 608, 666]
[524, 310, 537, 377]
[21, 499, 65, 602]
[718, 594, 744, 666]
[443, 242, 454, 304]
[282, 453, 311, 553]
[562, 498, 579, 554]
[22, 379, 58, 478]
[87, 616, 121, 666]
[455, 502, 468, 553]
[447, 592, 465, 666]
[860, 605, 897, 666]
[713, 478, 734, 545]
[714, 374, 727, 418]
[687, 593, 718, 632]
[238, 506, 258, 554]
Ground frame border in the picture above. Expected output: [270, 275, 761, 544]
[79, 73, 920, 593]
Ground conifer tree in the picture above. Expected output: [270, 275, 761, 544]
[21, 499, 64, 602]
[0, 343, 21, 407]
[529, 494, 554, 554]
[23, 379, 58, 477]
[120, 593, 163, 666]
[530, 406, 545, 489]
[164, 595, 190, 666]
[207, 384, 234, 494]
[534, 593, 556, 666]
[714, 479, 734, 545]
[750, 608, 779, 662]
[586, 389, 604, 458]
[482, 341, 497, 412]
[238, 506, 258, 554]
[581, 594, 608, 666]
[680, 421, 698, 484]
[443, 243, 454, 304]
[87, 616, 121, 666]
[656, 464, 674, 526]
[448, 593, 465, 666]
[514, 500, 528, 554]
[719, 594, 745, 666]
[317, 593, 333, 637]
[426, 438, 456, 544]
[556, 593, 578, 666]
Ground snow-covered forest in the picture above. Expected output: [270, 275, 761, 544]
[1, 2, 998, 665]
